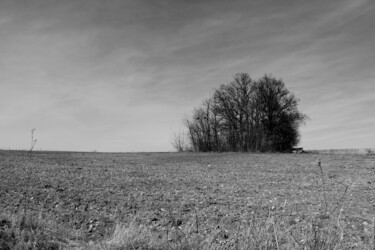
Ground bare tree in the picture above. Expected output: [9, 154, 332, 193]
[182, 73, 307, 152]
[213, 73, 254, 151]
[171, 128, 188, 152]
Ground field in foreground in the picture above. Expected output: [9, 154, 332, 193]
[1, 150, 375, 249]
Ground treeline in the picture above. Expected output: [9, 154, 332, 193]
[183, 73, 307, 152]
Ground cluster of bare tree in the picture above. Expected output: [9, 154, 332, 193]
[183, 73, 307, 152]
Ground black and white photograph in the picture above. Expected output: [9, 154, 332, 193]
[1, 0, 375, 249]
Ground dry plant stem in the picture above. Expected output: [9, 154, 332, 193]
[289, 231, 301, 248]
[24, 159, 33, 215]
[166, 226, 169, 250]
[273, 221, 279, 250]
[130, 242, 136, 250]
[24, 128, 37, 215]
[194, 206, 199, 234]
[176, 226, 187, 246]
[329, 185, 349, 216]
[318, 160, 328, 214]
[29, 128, 37, 156]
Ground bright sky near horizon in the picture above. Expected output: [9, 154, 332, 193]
[1, 0, 374, 152]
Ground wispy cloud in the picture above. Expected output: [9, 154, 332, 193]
[0, 0, 374, 151]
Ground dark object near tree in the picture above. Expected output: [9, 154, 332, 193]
[291, 147, 304, 153]
[184, 73, 307, 152]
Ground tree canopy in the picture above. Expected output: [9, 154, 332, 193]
[183, 73, 307, 152]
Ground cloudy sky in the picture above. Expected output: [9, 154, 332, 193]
[1, 0, 374, 152]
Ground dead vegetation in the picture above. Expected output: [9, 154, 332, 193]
[1, 151, 375, 249]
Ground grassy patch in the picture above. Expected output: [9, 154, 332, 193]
[1, 151, 374, 249]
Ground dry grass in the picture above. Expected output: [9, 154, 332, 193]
[0, 211, 77, 249]
[1, 150, 375, 249]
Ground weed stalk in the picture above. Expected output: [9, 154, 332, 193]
[273, 220, 279, 250]
[194, 206, 199, 234]
[317, 159, 328, 215]
[23, 129, 37, 218]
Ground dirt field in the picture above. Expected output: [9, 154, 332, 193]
[1, 150, 374, 249]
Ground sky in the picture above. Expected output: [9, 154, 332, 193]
[0, 0, 374, 152]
